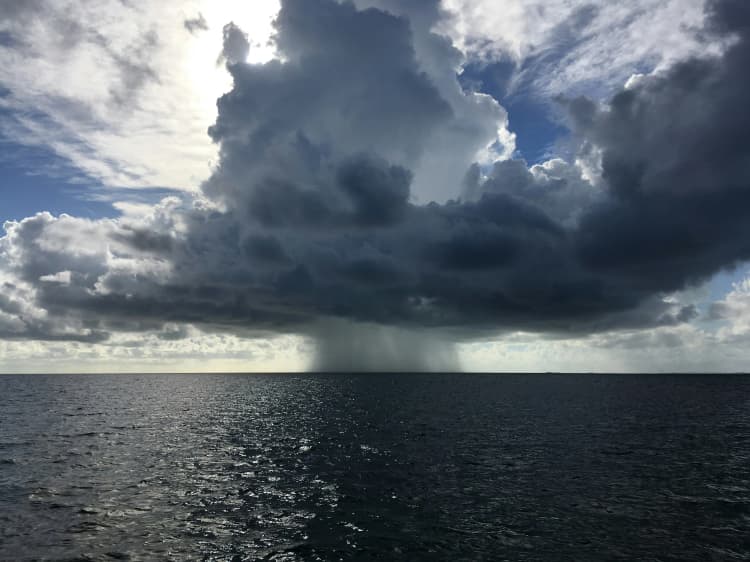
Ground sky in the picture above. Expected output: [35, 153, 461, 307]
[1, 0, 749, 372]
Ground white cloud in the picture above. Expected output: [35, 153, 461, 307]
[711, 274, 750, 342]
[460, 325, 725, 373]
[0, 329, 312, 373]
[439, 0, 718, 96]
[0, 0, 279, 191]
[39, 270, 72, 285]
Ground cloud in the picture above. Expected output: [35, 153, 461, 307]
[709, 273, 750, 342]
[219, 22, 250, 65]
[464, 157, 601, 227]
[1, 0, 750, 371]
[347, 0, 518, 202]
[460, 323, 726, 373]
[184, 13, 209, 35]
[567, 0, 750, 298]
[0, 0, 268, 191]
[440, 0, 718, 98]
[0, 327, 310, 373]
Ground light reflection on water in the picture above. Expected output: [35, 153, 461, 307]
[1, 373, 749, 561]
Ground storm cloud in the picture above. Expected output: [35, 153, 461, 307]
[1, 0, 749, 369]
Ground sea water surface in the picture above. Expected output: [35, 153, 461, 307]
[1, 373, 749, 561]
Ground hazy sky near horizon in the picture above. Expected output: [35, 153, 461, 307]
[1, 0, 750, 372]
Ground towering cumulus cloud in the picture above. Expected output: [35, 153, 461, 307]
[1, 0, 749, 370]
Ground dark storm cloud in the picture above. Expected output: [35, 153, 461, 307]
[183, 13, 208, 35]
[239, 154, 411, 229]
[205, 0, 452, 203]
[1, 0, 749, 350]
[219, 22, 249, 66]
[568, 0, 750, 295]
[111, 226, 174, 253]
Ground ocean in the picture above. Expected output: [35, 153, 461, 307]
[1, 373, 749, 561]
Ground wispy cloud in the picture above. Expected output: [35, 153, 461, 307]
[0, 0, 279, 191]
[441, 0, 718, 97]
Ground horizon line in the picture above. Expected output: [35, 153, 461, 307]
[1, 371, 748, 376]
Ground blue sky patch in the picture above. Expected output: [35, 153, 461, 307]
[460, 61, 569, 164]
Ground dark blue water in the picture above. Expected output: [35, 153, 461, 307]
[1, 374, 749, 561]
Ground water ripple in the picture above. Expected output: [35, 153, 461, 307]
[0, 373, 749, 560]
